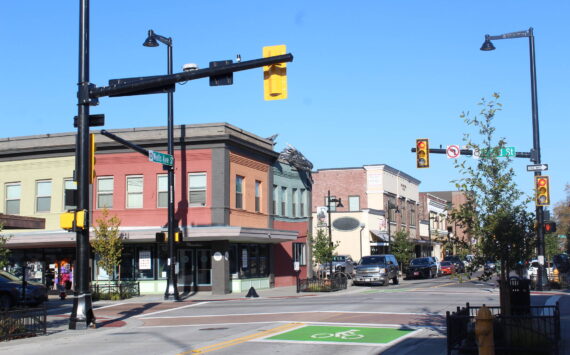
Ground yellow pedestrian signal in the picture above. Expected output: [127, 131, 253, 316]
[535, 175, 550, 206]
[155, 231, 182, 243]
[416, 139, 430, 168]
[60, 210, 86, 230]
[263, 45, 287, 101]
[90, 133, 96, 184]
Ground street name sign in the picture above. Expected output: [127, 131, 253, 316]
[527, 164, 548, 172]
[148, 150, 173, 166]
[480, 146, 516, 158]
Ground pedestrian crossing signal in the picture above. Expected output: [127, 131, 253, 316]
[263, 45, 288, 101]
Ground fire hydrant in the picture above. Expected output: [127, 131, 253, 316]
[475, 305, 494, 355]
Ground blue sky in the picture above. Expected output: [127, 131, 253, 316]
[1, 1, 569, 210]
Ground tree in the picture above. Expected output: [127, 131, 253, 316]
[0, 224, 10, 269]
[91, 209, 123, 281]
[451, 94, 535, 314]
[391, 229, 415, 271]
[309, 228, 338, 278]
[553, 184, 570, 252]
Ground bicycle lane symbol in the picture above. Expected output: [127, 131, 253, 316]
[311, 329, 364, 340]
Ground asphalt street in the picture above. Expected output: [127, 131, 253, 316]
[1, 274, 568, 355]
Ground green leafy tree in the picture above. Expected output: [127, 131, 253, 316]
[91, 209, 123, 281]
[451, 94, 535, 314]
[0, 224, 11, 269]
[545, 233, 561, 262]
[553, 184, 570, 252]
[309, 228, 338, 278]
[391, 230, 415, 272]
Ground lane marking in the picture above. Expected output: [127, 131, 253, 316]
[135, 301, 209, 318]
[94, 302, 128, 310]
[176, 322, 304, 354]
[141, 310, 437, 320]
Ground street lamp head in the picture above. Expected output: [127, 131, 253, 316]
[143, 30, 159, 47]
[336, 198, 344, 208]
[480, 35, 496, 51]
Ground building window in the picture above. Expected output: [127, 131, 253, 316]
[292, 188, 298, 217]
[157, 174, 167, 208]
[300, 189, 306, 217]
[189, 173, 207, 207]
[293, 243, 306, 266]
[349, 196, 360, 211]
[273, 185, 278, 215]
[36, 180, 52, 213]
[236, 175, 244, 209]
[63, 179, 77, 211]
[5, 183, 21, 215]
[255, 180, 261, 213]
[281, 187, 287, 216]
[233, 244, 270, 279]
[410, 206, 416, 227]
[126, 176, 143, 209]
[326, 195, 337, 212]
[97, 177, 114, 209]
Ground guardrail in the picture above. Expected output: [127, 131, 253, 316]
[446, 302, 560, 354]
[298, 276, 348, 292]
[0, 306, 47, 341]
[92, 281, 140, 299]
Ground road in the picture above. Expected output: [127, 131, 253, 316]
[1, 274, 568, 355]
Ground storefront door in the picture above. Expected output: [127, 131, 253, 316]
[178, 249, 195, 287]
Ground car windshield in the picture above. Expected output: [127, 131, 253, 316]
[411, 258, 430, 266]
[360, 256, 386, 265]
[0, 270, 21, 281]
[441, 261, 452, 266]
[332, 256, 346, 262]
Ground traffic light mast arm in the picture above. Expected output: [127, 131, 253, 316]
[410, 147, 532, 158]
[90, 54, 293, 99]
[100, 129, 150, 157]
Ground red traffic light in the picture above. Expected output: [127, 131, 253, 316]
[544, 222, 557, 233]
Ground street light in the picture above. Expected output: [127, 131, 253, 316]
[428, 214, 439, 257]
[386, 202, 400, 254]
[359, 223, 366, 261]
[480, 27, 546, 290]
[327, 190, 343, 278]
[143, 29, 180, 301]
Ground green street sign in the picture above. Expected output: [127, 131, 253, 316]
[148, 150, 173, 166]
[479, 147, 515, 158]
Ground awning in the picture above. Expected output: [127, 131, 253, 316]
[0, 213, 45, 229]
[5, 226, 298, 248]
[370, 229, 389, 242]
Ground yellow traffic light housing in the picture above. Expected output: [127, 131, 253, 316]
[535, 175, 550, 206]
[90, 133, 96, 184]
[155, 231, 182, 243]
[416, 139, 430, 168]
[263, 45, 288, 101]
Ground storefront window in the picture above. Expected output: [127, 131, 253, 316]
[120, 246, 135, 280]
[233, 244, 270, 279]
[136, 247, 153, 279]
[196, 249, 211, 285]
[157, 245, 168, 279]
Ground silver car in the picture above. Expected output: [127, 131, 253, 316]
[353, 254, 399, 286]
[323, 255, 356, 277]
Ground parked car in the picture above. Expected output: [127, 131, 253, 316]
[444, 255, 465, 273]
[322, 255, 356, 277]
[526, 260, 553, 279]
[353, 254, 399, 286]
[484, 260, 496, 273]
[0, 270, 48, 309]
[406, 257, 438, 279]
[440, 261, 455, 275]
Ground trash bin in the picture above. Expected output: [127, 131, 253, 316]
[509, 278, 530, 314]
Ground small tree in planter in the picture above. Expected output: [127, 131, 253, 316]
[391, 229, 415, 274]
[91, 209, 123, 297]
[309, 228, 339, 280]
[0, 224, 11, 269]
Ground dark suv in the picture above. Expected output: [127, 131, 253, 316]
[353, 254, 399, 286]
[406, 257, 438, 279]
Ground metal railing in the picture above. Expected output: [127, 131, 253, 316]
[447, 302, 560, 355]
[91, 281, 140, 299]
[298, 276, 348, 292]
[530, 273, 570, 290]
[0, 306, 47, 341]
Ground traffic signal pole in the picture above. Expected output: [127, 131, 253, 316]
[70, 0, 96, 329]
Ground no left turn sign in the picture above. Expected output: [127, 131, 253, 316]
[446, 145, 461, 159]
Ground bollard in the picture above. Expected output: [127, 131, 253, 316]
[475, 305, 494, 355]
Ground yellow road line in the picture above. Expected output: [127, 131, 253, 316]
[429, 282, 456, 288]
[176, 322, 304, 354]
